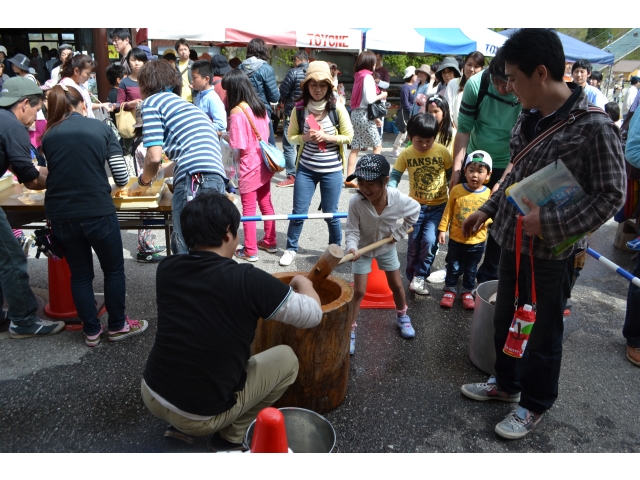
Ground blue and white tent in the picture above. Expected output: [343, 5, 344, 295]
[499, 29, 615, 65]
[361, 28, 507, 56]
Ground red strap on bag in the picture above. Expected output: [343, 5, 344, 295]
[515, 215, 536, 310]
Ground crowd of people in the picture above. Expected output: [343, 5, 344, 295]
[0, 28, 637, 448]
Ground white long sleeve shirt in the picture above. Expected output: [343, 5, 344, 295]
[345, 187, 420, 257]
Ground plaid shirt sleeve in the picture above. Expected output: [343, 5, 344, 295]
[538, 119, 626, 252]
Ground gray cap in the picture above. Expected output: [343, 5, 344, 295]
[8, 53, 30, 72]
[0, 76, 44, 106]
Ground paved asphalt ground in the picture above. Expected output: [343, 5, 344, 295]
[0, 134, 638, 455]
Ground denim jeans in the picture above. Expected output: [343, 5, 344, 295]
[623, 248, 640, 348]
[492, 249, 574, 414]
[285, 164, 343, 251]
[171, 173, 226, 254]
[0, 207, 39, 326]
[406, 203, 446, 281]
[51, 214, 126, 336]
[282, 114, 297, 177]
[444, 239, 486, 293]
[476, 231, 501, 284]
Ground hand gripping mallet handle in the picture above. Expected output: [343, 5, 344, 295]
[339, 227, 414, 265]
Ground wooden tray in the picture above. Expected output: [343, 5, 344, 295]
[111, 178, 166, 209]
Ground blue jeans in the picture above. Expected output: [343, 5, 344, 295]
[406, 203, 445, 281]
[623, 246, 640, 348]
[285, 164, 342, 251]
[171, 173, 226, 254]
[444, 239, 486, 293]
[492, 249, 574, 414]
[282, 114, 297, 177]
[51, 214, 126, 336]
[0, 207, 39, 326]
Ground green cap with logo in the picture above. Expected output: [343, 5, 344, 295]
[0, 77, 44, 107]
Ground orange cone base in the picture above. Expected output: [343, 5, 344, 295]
[360, 259, 396, 309]
[250, 407, 289, 453]
[44, 257, 106, 321]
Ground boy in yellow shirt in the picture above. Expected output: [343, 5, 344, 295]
[389, 113, 452, 295]
[437, 151, 492, 310]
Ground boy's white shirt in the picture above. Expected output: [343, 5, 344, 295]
[345, 187, 420, 257]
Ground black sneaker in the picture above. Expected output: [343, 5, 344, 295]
[9, 319, 65, 339]
[137, 252, 163, 263]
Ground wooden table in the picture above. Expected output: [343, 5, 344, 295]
[0, 183, 174, 246]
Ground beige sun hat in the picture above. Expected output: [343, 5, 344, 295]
[300, 61, 336, 91]
[416, 64, 432, 80]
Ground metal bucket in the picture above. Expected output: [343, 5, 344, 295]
[244, 407, 336, 453]
[469, 280, 498, 375]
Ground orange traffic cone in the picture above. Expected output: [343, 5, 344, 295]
[44, 257, 78, 319]
[250, 407, 289, 453]
[360, 258, 396, 309]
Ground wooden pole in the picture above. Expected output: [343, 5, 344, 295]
[339, 227, 414, 265]
[92, 28, 111, 102]
[306, 244, 345, 291]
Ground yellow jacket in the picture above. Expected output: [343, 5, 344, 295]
[287, 102, 354, 174]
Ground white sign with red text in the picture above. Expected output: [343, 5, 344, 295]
[296, 30, 362, 50]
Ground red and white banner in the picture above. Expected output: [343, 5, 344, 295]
[145, 28, 362, 51]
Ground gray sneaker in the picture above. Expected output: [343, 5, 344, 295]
[461, 382, 521, 402]
[495, 409, 543, 440]
[409, 276, 429, 295]
[9, 319, 65, 339]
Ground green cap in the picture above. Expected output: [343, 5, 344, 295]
[0, 77, 44, 107]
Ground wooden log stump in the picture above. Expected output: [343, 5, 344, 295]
[252, 272, 353, 415]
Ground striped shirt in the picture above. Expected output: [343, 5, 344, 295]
[299, 112, 342, 173]
[480, 87, 626, 260]
[142, 92, 226, 185]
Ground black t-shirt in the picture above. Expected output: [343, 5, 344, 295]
[0, 108, 39, 183]
[143, 251, 292, 416]
[42, 113, 122, 221]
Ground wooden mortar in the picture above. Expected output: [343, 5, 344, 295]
[252, 272, 353, 414]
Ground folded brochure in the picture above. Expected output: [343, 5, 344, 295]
[505, 159, 587, 256]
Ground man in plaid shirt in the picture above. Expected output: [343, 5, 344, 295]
[460, 29, 626, 440]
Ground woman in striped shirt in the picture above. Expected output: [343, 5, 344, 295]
[279, 61, 354, 267]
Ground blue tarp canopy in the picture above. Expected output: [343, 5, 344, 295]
[361, 28, 506, 56]
[499, 29, 615, 65]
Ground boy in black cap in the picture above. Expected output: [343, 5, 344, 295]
[344, 154, 420, 354]
[211, 54, 230, 108]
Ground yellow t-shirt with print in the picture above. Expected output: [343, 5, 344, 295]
[438, 183, 491, 244]
[393, 143, 452, 206]
[178, 60, 192, 102]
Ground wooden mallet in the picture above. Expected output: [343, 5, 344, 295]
[339, 227, 414, 265]
[305, 228, 414, 291]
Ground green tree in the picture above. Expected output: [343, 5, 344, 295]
[585, 28, 611, 47]
[382, 54, 442, 77]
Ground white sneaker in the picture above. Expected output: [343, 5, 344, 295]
[409, 276, 430, 295]
[426, 268, 446, 284]
[389, 149, 400, 158]
[279, 250, 297, 266]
